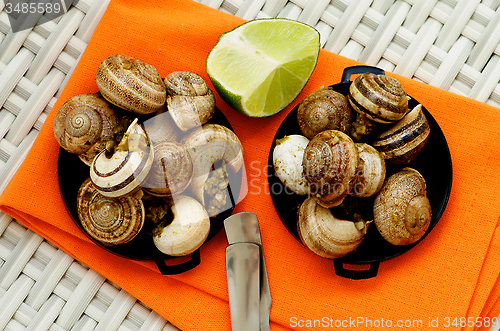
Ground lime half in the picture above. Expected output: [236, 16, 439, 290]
[206, 19, 320, 117]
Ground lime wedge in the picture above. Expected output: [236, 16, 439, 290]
[206, 19, 320, 117]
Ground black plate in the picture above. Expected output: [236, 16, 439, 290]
[58, 107, 242, 274]
[267, 65, 453, 279]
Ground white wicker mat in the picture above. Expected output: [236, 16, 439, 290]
[1, 0, 500, 330]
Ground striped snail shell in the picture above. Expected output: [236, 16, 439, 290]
[352, 143, 386, 198]
[182, 123, 243, 206]
[297, 89, 355, 140]
[77, 178, 145, 246]
[373, 167, 432, 246]
[297, 197, 367, 259]
[91, 119, 154, 197]
[302, 130, 359, 208]
[372, 104, 430, 164]
[153, 195, 210, 256]
[165, 71, 216, 131]
[53, 93, 120, 166]
[348, 73, 411, 123]
[96, 54, 167, 115]
[142, 141, 193, 197]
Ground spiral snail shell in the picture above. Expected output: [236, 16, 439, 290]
[373, 167, 432, 246]
[348, 73, 411, 123]
[143, 108, 180, 144]
[165, 71, 216, 131]
[372, 104, 430, 164]
[96, 54, 167, 115]
[142, 141, 193, 197]
[297, 89, 355, 140]
[302, 130, 359, 208]
[352, 143, 386, 198]
[91, 119, 154, 197]
[182, 123, 244, 206]
[153, 195, 210, 256]
[77, 178, 145, 246]
[297, 197, 367, 259]
[53, 93, 120, 166]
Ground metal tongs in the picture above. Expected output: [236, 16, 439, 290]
[224, 212, 271, 331]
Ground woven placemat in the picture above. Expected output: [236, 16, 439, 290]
[1, 0, 500, 330]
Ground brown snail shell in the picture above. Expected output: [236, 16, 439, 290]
[91, 119, 154, 197]
[297, 197, 367, 259]
[182, 123, 243, 206]
[348, 73, 411, 123]
[142, 141, 193, 197]
[372, 104, 430, 164]
[53, 93, 120, 166]
[77, 178, 145, 246]
[302, 130, 359, 208]
[165, 71, 215, 131]
[297, 89, 355, 140]
[153, 195, 210, 256]
[373, 167, 432, 246]
[352, 143, 386, 198]
[96, 54, 167, 115]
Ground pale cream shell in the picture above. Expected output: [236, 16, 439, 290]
[273, 134, 310, 195]
[153, 195, 210, 256]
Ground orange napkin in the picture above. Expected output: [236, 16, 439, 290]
[2, 0, 500, 330]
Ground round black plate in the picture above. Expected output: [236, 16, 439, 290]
[267, 66, 453, 278]
[58, 107, 242, 272]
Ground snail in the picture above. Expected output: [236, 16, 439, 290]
[352, 143, 386, 198]
[372, 104, 430, 164]
[297, 197, 367, 259]
[77, 178, 145, 246]
[53, 93, 120, 166]
[143, 107, 180, 144]
[273, 134, 310, 195]
[373, 167, 432, 246]
[153, 195, 210, 256]
[164, 71, 216, 131]
[141, 141, 193, 197]
[181, 123, 243, 206]
[302, 130, 359, 208]
[96, 54, 167, 115]
[296, 88, 355, 140]
[348, 72, 411, 124]
[91, 118, 154, 197]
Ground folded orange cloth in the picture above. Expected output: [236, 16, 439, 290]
[1, 0, 500, 330]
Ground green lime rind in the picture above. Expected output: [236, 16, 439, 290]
[206, 18, 320, 117]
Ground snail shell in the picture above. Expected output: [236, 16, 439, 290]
[91, 119, 154, 197]
[53, 93, 120, 166]
[297, 197, 366, 259]
[302, 130, 359, 207]
[182, 123, 243, 206]
[373, 167, 432, 246]
[273, 134, 310, 195]
[297, 89, 355, 140]
[96, 54, 167, 115]
[372, 104, 430, 164]
[142, 141, 193, 197]
[143, 108, 180, 144]
[348, 73, 411, 123]
[153, 195, 210, 256]
[77, 178, 144, 246]
[352, 143, 386, 198]
[165, 71, 216, 131]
